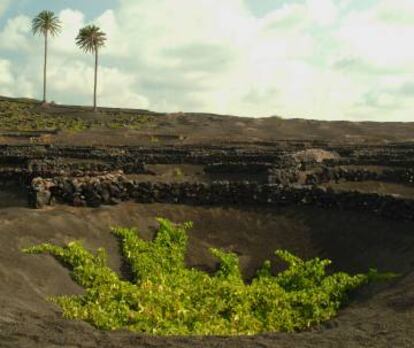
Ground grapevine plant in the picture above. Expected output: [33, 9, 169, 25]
[23, 218, 388, 335]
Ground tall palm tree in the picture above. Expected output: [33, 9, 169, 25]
[32, 10, 62, 104]
[76, 25, 107, 112]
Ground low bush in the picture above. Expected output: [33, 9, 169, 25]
[0, 100, 152, 132]
[23, 218, 390, 335]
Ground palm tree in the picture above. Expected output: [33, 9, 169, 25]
[76, 25, 107, 112]
[32, 10, 62, 104]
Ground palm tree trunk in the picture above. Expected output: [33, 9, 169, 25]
[43, 32, 48, 103]
[93, 49, 98, 112]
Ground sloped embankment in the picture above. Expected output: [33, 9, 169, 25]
[0, 142, 414, 346]
[0, 203, 413, 347]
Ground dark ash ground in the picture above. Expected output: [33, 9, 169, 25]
[0, 97, 414, 347]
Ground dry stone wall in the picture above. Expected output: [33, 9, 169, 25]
[0, 143, 412, 221]
[306, 167, 414, 185]
[28, 173, 414, 221]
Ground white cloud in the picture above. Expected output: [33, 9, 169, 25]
[0, 0, 10, 18]
[0, 15, 31, 51]
[337, 0, 414, 68]
[54, 60, 149, 108]
[307, 0, 338, 26]
[52, 9, 85, 54]
[0, 59, 13, 85]
[374, 0, 414, 25]
[0, 0, 414, 120]
[95, 10, 129, 57]
[0, 58, 34, 97]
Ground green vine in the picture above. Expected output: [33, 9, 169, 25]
[22, 218, 393, 335]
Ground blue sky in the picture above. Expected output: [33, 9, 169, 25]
[0, 0, 413, 121]
[3, 1, 296, 21]
[1, 0, 116, 23]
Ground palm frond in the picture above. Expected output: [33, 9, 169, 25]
[32, 10, 62, 37]
[76, 25, 107, 54]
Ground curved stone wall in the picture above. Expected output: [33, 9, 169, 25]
[29, 174, 414, 221]
[0, 143, 412, 219]
[306, 167, 414, 185]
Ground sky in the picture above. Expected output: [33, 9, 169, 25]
[0, 0, 413, 121]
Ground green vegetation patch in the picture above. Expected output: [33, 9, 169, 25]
[0, 99, 152, 132]
[23, 218, 390, 335]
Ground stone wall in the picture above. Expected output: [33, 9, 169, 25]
[0, 144, 287, 165]
[2, 143, 414, 218]
[306, 167, 414, 185]
[267, 168, 301, 185]
[0, 143, 413, 172]
[29, 174, 414, 221]
[26, 159, 147, 175]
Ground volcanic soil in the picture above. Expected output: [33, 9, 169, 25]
[1, 96, 414, 347]
[0, 201, 413, 347]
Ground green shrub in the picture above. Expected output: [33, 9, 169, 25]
[0, 100, 152, 132]
[172, 167, 184, 178]
[22, 218, 389, 335]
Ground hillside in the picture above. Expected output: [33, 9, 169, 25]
[1, 96, 414, 146]
[0, 96, 414, 347]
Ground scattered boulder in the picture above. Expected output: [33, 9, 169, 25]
[29, 177, 55, 208]
[292, 149, 340, 163]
